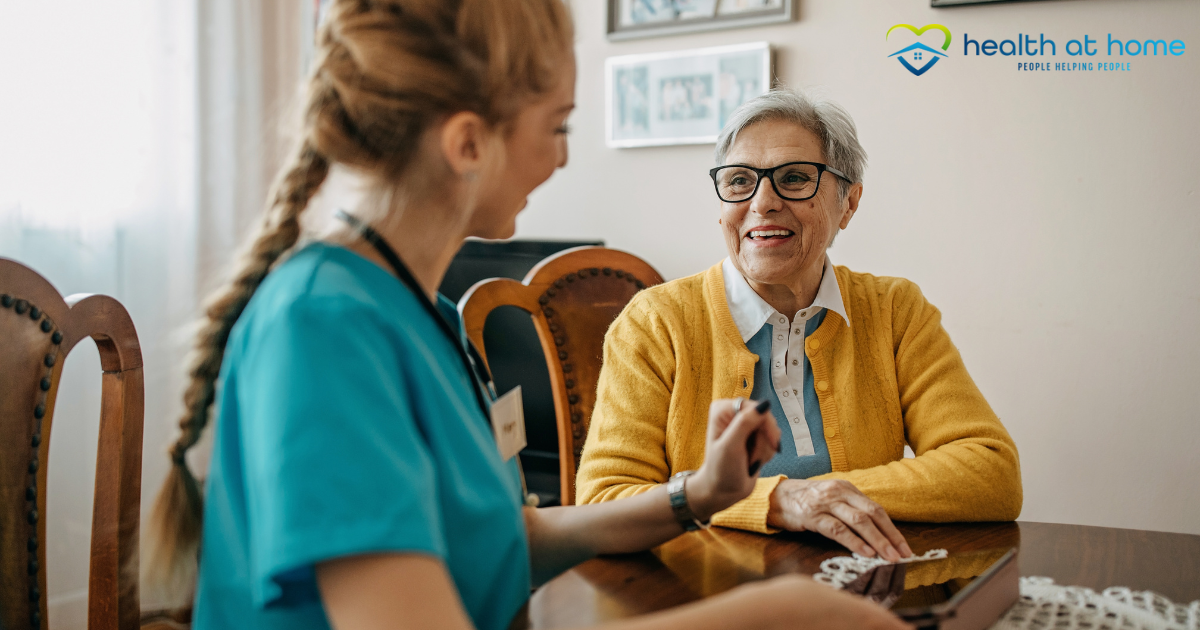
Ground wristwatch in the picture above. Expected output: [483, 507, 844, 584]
[667, 470, 711, 532]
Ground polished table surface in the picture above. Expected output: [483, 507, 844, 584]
[514, 521, 1200, 628]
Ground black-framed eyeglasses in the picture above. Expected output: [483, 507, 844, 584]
[708, 161, 852, 203]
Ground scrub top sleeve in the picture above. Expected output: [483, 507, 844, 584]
[235, 295, 445, 609]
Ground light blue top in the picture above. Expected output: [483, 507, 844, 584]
[749, 310, 833, 478]
[193, 242, 530, 630]
[721, 257, 841, 479]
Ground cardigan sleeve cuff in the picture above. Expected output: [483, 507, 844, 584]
[710, 475, 784, 534]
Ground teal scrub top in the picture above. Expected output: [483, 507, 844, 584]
[193, 242, 531, 630]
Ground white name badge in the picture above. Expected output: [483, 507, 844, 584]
[490, 385, 527, 462]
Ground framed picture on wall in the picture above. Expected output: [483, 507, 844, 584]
[605, 41, 772, 148]
[607, 0, 794, 41]
[931, 0, 1053, 5]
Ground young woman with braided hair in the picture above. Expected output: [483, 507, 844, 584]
[148, 1, 912, 629]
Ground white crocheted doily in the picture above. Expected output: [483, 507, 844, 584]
[812, 550, 1200, 630]
[998, 577, 1200, 630]
[811, 548, 949, 588]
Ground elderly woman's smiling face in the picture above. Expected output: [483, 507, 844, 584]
[720, 119, 863, 295]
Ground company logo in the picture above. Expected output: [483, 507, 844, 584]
[887, 24, 953, 76]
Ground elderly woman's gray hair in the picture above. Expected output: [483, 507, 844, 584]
[715, 88, 868, 198]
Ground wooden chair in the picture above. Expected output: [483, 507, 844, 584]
[459, 247, 663, 506]
[1, 258, 144, 630]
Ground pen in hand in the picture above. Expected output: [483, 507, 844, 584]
[747, 398, 772, 476]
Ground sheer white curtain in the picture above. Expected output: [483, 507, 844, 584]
[0, 1, 309, 624]
[196, 0, 313, 295]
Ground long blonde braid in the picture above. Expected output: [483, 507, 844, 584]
[147, 133, 331, 589]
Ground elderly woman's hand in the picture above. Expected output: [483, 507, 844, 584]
[768, 479, 914, 561]
[686, 398, 783, 521]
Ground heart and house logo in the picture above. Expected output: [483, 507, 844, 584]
[887, 23, 953, 76]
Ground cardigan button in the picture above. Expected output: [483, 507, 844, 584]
[807, 338, 821, 351]
[827, 423, 839, 437]
[816, 380, 829, 392]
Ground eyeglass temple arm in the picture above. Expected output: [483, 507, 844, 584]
[824, 165, 854, 182]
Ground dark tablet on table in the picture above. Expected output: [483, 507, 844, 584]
[842, 547, 1020, 630]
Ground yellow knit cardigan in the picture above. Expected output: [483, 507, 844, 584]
[575, 263, 1022, 533]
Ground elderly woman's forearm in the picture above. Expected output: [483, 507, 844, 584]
[820, 442, 1023, 522]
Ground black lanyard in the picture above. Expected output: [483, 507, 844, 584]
[335, 210, 495, 423]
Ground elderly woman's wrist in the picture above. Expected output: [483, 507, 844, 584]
[765, 480, 793, 529]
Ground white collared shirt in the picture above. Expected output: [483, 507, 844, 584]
[721, 256, 849, 457]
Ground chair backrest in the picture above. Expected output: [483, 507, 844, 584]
[0, 258, 144, 630]
[459, 247, 663, 506]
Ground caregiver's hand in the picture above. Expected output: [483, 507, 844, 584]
[767, 479, 914, 562]
[723, 574, 913, 630]
[686, 398, 782, 522]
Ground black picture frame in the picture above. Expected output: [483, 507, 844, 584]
[607, 0, 795, 41]
[932, 0, 1054, 7]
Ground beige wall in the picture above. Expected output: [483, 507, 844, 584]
[518, 0, 1200, 534]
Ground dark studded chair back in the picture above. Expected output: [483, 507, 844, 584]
[459, 247, 663, 506]
[0, 258, 144, 630]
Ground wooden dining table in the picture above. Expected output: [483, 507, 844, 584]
[512, 521, 1200, 628]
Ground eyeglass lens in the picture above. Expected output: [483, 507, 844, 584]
[714, 163, 821, 202]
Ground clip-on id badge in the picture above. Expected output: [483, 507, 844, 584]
[490, 385, 527, 461]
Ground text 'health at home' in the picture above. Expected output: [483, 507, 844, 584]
[963, 34, 1186, 57]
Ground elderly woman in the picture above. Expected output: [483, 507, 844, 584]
[576, 88, 1022, 561]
